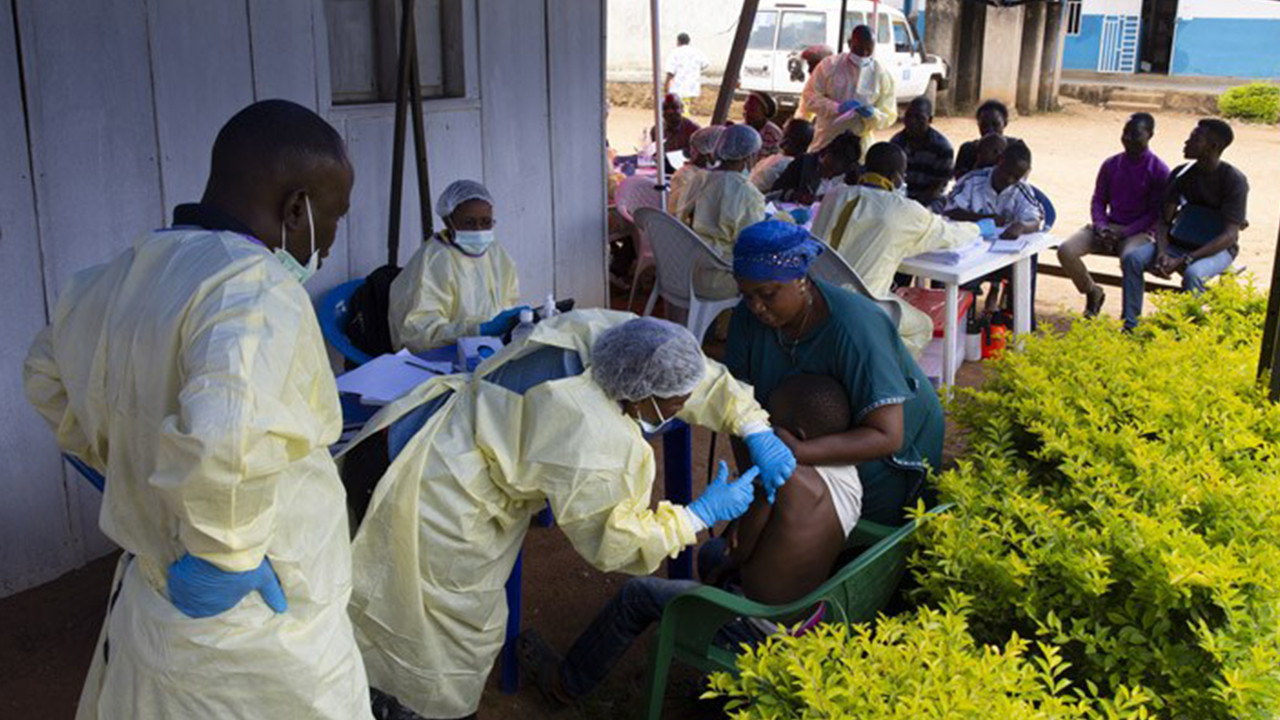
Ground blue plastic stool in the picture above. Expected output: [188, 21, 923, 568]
[317, 279, 374, 367]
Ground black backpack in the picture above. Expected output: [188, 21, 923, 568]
[344, 264, 401, 368]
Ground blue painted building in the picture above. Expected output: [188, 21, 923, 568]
[1063, 0, 1280, 78]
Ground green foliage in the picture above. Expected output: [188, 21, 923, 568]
[704, 592, 1152, 719]
[1218, 83, 1280, 124]
[913, 275, 1280, 718]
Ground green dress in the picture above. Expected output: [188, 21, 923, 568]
[725, 279, 945, 525]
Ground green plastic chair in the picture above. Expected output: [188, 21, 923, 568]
[641, 505, 950, 720]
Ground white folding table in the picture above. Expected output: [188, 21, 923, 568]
[898, 232, 1058, 389]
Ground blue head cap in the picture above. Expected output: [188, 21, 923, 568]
[733, 220, 824, 282]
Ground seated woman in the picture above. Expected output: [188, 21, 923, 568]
[518, 374, 860, 706]
[388, 179, 526, 353]
[667, 125, 723, 213]
[769, 130, 861, 205]
[674, 123, 767, 299]
[727, 220, 945, 527]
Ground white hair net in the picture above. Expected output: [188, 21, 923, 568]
[591, 317, 706, 401]
[689, 126, 725, 159]
[714, 124, 762, 162]
[436, 179, 494, 221]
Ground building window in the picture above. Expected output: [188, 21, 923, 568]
[1066, 0, 1084, 36]
[325, 0, 467, 105]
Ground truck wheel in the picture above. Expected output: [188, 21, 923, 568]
[924, 77, 938, 107]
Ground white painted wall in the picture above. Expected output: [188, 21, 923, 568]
[1081, 0, 1142, 16]
[1178, 0, 1280, 20]
[1, 0, 606, 597]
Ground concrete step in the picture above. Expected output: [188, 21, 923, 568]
[1109, 90, 1164, 105]
[1106, 100, 1165, 113]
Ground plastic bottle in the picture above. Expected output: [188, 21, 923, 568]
[510, 309, 536, 344]
[540, 293, 558, 321]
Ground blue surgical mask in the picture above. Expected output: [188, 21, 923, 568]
[453, 229, 496, 256]
[637, 397, 677, 435]
[276, 195, 318, 285]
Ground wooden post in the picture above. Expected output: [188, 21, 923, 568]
[1258, 220, 1280, 401]
[649, 0, 667, 205]
[712, 0, 761, 125]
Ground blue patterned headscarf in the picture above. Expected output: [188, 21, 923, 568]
[733, 220, 824, 282]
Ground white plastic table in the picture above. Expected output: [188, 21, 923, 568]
[898, 232, 1058, 389]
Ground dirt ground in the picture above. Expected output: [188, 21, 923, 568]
[3, 103, 1274, 720]
[609, 101, 1280, 319]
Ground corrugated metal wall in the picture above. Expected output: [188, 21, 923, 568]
[0, 0, 606, 597]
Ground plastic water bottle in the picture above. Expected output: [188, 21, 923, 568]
[510, 309, 536, 345]
[540, 293, 558, 321]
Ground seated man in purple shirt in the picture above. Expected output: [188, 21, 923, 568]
[1120, 118, 1248, 330]
[1056, 113, 1169, 317]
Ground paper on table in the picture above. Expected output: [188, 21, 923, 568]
[666, 150, 686, 170]
[989, 238, 1028, 254]
[911, 236, 988, 265]
[336, 349, 449, 406]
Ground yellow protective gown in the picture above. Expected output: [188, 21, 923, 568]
[344, 309, 769, 718]
[811, 185, 980, 358]
[675, 170, 768, 299]
[667, 163, 707, 214]
[389, 232, 521, 353]
[798, 54, 897, 153]
[23, 229, 372, 720]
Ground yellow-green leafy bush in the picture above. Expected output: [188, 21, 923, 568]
[705, 593, 1152, 718]
[914, 276, 1280, 718]
[1218, 83, 1280, 124]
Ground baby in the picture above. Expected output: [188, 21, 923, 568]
[717, 373, 862, 606]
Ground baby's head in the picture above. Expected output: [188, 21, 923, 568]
[974, 133, 1008, 170]
[767, 374, 851, 441]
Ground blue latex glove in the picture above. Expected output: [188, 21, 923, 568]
[855, 104, 875, 118]
[837, 99, 864, 115]
[788, 207, 812, 225]
[168, 554, 288, 619]
[744, 430, 797, 504]
[688, 461, 760, 527]
[976, 218, 998, 238]
[479, 306, 531, 336]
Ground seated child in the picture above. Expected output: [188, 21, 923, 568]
[518, 374, 860, 705]
[713, 373, 859, 606]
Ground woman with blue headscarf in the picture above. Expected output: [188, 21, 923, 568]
[725, 220, 945, 525]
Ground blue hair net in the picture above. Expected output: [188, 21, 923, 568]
[733, 220, 824, 282]
[714, 124, 762, 162]
[591, 317, 705, 401]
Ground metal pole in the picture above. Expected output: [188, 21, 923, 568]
[406, 6, 432, 239]
[838, 0, 849, 53]
[1258, 219, 1280, 401]
[649, 0, 667, 206]
[387, 0, 416, 266]
[712, 0, 761, 125]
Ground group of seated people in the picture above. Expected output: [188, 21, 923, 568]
[368, 198, 945, 718]
[364, 99, 1250, 720]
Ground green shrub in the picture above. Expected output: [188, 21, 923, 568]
[1218, 83, 1280, 124]
[913, 275, 1280, 718]
[704, 592, 1153, 719]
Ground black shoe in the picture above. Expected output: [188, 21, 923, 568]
[1084, 287, 1105, 318]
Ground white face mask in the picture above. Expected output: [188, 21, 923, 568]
[637, 396, 677, 435]
[276, 195, 318, 285]
[854, 53, 874, 70]
[453, 229, 496, 256]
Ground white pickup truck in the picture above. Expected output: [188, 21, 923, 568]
[738, 0, 949, 110]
